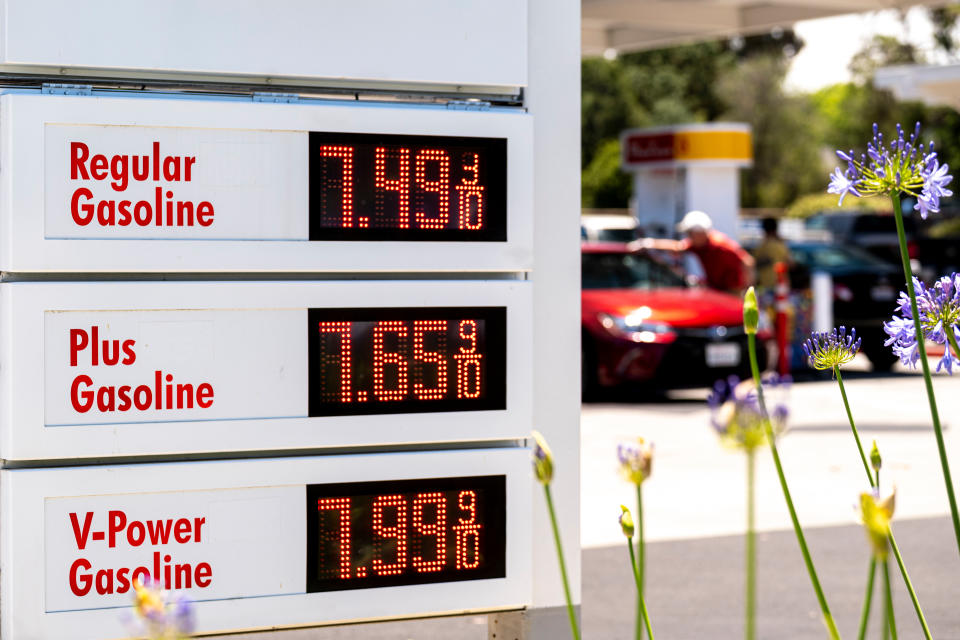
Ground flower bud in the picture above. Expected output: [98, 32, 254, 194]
[531, 430, 554, 484]
[617, 438, 654, 485]
[743, 287, 759, 335]
[859, 488, 895, 559]
[870, 440, 882, 472]
[619, 505, 635, 539]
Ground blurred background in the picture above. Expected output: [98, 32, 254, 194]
[577, 3, 960, 638]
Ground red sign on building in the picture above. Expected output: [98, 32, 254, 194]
[622, 132, 675, 166]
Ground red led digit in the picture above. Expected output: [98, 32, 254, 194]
[454, 320, 483, 399]
[454, 355, 482, 399]
[318, 321, 353, 403]
[414, 149, 451, 229]
[372, 321, 409, 401]
[412, 320, 448, 401]
[372, 494, 408, 576]
[317, 497, 352, 579]
[458, 489, 477, 525]
[456, 153, 485, 230]
[317, 145, 355, 228]
[453, 490, 482, 570]
[375, 147, 411, 229]
[458, 320, 478, 354]
[412, 492, 447, 573]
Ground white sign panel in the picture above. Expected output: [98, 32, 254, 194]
[0, 92, 533, 272]
[0, 0, 527, 90]
[46, 125, 307, 240]
[45, 487, 301, 612]
[3, 449, 532, 639]
[1, 280, 532, 460]
[44, 309, 304, 426]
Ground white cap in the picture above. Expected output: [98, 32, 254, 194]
[676, 210, 713, 233]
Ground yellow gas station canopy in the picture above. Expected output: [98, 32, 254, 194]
[620, 123, 752, 169]
[583, 0, 949, 56]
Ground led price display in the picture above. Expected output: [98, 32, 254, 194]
[308, 307, 506, 417]
[309, 132, 507, 241]
[306, 476, 506, 592]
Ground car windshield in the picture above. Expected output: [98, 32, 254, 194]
[793, 244, 894, 270]
[582, 251, 686, 290]
[593, 227, 638, 243]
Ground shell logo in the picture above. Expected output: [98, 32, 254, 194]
[621, 124, 752, 169]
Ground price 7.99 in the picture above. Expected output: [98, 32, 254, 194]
[317, 490, 483, 581]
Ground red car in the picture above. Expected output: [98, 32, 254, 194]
[581, 243, 766, 394]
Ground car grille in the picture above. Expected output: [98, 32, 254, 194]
[654, 331, 757, 386]
[672, 325, 746, 340]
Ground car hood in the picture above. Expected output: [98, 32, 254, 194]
[582, 287, 744, 328]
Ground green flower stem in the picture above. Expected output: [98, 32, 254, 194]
[636, 485, 646, 640]
[543, 484, 580, 640]
[834, 367, 874, 486]
[888, 528, 932, 639]
[628, 541, 655, 640]
[748, 335, 840, 639]
[883, 559, 898, 640]
[746, 448, 757, 640]
[835, 365, 931, 637]
[891, 191, 960, 556]
[857, 558, 877, 640]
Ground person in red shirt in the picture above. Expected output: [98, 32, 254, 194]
[635, 210, 754, 294]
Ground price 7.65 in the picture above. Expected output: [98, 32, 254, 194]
[317, 318, 484, 404]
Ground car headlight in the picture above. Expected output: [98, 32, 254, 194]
[597, 312, 675, 343]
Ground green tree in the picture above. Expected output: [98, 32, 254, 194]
[848, 34, 925, 83]
[581, 41, 736, 170]
[717, 55, 824, 207]
[810, 32, 960, 214]
[580, 32, 806, 208]
[581, 139, 633, 208]
[929, 4, 960, 54]
[581, 57, 649, 171]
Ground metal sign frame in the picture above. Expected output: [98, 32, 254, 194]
[1, 448, 532, 639]
[0, 280, 532, 461]
[0, 91, 533, 273]
[0, 0, 528, 91]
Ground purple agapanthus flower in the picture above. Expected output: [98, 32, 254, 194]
[707, 374, 790, 450]
[915, 158, 954, 218]
[802, 326, 861, 370]
[884, 273, 960, 373]
[827, 167, 860, 204]
[170, 594, 196, 636]
[826, 122, 953, 218]
[123, 577, 196, 640]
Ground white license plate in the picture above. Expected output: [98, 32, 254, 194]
[871, 285, 896, 301]
[706, 342, 741, 367]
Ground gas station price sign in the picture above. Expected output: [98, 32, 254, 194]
[306, 475, 506, 592]
[309, 132, 507, 242]
[308, 307, 506, 417]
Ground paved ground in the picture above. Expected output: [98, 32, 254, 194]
[585, 516, 960, 639]
[232, 359, 960, 638]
